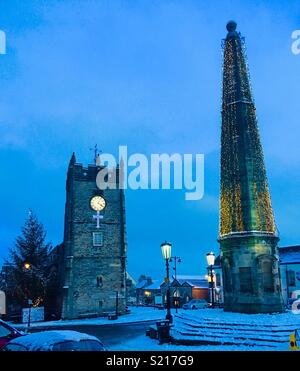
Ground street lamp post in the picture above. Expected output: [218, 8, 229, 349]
[23, 262, 32, 333]
[27, 299, 32, 332]
[206, 252, 215, 308]
[23, 262, 31, 300]
[161, 241, 173, 323]
[170, 256, 181, 313]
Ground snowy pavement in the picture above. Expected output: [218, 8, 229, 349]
[14, 306, 164, 330]
[107, 308, 299, 351]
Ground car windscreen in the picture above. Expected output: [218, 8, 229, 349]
[52, 339, 104, 351]
[0, 324, 12, 338]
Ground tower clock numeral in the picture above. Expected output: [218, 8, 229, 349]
[90, 196, 106, 211]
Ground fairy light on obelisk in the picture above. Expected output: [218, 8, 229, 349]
[219, 21, 284, 313]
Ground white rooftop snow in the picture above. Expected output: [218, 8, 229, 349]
[145, 281, 162, 290]
[175, 275, 206, 280]
[280, 251, 300, 264]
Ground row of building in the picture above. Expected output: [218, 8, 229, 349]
[136, 275, 214, 307]
[135, 246, 300, 308]
[1, 244, 300, 319]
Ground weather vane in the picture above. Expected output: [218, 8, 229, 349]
[89, 144, 102, 166]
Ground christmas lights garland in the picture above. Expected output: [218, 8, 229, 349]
[220, 32, 276, 237]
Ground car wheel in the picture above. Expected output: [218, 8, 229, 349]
[192, 306, 196, 310]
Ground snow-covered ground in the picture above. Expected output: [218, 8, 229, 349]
[13, 307, 299, 350]
[14, 306, 164, 329]
[110, 308, 299, 351]
[109, 334, 280, 351]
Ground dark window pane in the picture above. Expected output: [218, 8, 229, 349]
[288, 270, 296, 287]
[79, 340, 105, 351]
[239, 267, 253, 293]
[262, 261, 274, 292]
[216, 273, 221, 286]
[223, 263, 232, 292]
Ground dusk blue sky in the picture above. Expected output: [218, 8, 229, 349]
[0, 0, 299, 281]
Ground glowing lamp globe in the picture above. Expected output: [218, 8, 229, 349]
[206, 252, 215, 267]
[161, 241, 172, 260]
[24, 262, 31, 270]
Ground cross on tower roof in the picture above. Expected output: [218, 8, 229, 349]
[89, 144, 102, 165]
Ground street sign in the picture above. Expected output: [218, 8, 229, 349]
[22, 307, 44, 324]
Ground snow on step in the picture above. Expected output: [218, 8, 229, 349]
[175, 322, 291, 341]
[172, 324, 290, 345]
[175, 314, 297, 335]
[171, 309, 299, 349]
[171, 328, 281, 349]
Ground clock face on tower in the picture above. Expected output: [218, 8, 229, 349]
[90, 196, 106, 211]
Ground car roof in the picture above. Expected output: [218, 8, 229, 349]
[8, 330, 100, 350]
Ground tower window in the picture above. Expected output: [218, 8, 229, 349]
[93, 232, 103, 247]
[239, 267, 253, 293]
[96, 275, 103, 288]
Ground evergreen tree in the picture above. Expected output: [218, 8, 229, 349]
[8, 211, 52, 307]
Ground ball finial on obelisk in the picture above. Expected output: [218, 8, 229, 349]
[226, 20, 237, 32]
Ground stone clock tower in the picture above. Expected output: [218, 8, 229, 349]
[60, 152, 127, 319]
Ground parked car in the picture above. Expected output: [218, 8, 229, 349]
[0, 320, 23, 349]
[1, 330, 106, 351]
[182, 299, 208, 310]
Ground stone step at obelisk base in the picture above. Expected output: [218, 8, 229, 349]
[170, 309, 300, 349]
